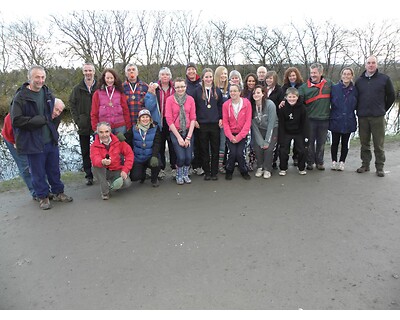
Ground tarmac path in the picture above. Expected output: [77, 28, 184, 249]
[1, 142, 399, 309]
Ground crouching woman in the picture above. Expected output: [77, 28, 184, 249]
[127, 109, 161, 187]
[90, 122, 134, 200]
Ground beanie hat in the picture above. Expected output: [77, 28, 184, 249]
[138, 109, 151, 119]
[186, 62, 197, 71]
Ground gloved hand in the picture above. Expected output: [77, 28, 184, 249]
[150, 156, 159, 168]
[117, 132, 126, 142]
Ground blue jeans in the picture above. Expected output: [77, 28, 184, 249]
[112, 126, 127, 135]
[307, 119, 329, 166]
[170, 132, 193, 167]
[27, 143, 64, 199]
[4, 139, 36, 197]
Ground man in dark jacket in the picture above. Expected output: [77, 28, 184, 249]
[69, 62, 96, 185]
[11, 65, 73, 210]
[355, 55, 395, 177]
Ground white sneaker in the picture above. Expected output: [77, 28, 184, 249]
[255, 168, 263, 177]
[196, 168, 205, 176]
[299, 170, 307, 175]
[158, 169, 166, 179]
[171, 169, 177, 178]
[279, 170, 287, 176]
[263, 171, 271, 179]
[337, 161, 345, 171]
[331, 161, 338, 170]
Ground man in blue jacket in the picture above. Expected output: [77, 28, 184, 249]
[10, 65, 73, 210]
[355, 55, 395, 177]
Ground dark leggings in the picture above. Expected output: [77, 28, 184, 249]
[331, 132, 351, 162]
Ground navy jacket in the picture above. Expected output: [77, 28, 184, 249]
[10, 83, 59, 154]
[129, 124, 161, 163]
[193, 85, 223, 124]
[329, 81, 358, 134]
[355, 69, 395, 117]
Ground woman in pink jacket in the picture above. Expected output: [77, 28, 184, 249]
[165, 77, 196, 185]
[222, 84, 252, 180]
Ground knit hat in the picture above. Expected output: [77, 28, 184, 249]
[186, 62, 197, 71]
[138, 109, 151, 119]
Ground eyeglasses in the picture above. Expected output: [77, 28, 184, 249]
[175, 86, 186, 89]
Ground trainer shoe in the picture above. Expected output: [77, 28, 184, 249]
[195, 168, 205, 176]
[356, 166, 370, 173]
[225, 173, 233, 180]
[158, 169, 166, 180]
[299, 170, 307, 175]
[263, 171, 271, 179]
[316, 164, 325, 170]
[331, 161, 338, 170]
[110, 177, 124, 191]
[39, 197, 52, 210]
[255, 168, 263, 177]
[306, 164, 314, 170]
[102, 193, 109, 200]
[53, 193, 73, 202]
[337, 161, 345, 171]
[171, 169, 177, 178]
[279, 170, 287, 176]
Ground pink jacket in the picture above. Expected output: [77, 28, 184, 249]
[165, 95, 196, 131]
[222, 98, 252, 142]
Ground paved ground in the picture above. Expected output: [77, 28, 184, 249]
[1, 142, 400, 310]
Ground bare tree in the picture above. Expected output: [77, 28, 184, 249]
[0, 18, 10, 74]
[8, 18, 53, 69]
[174, 11, 202, 64]
[51, 11, 114, 71]
[210, 20, 238, 66]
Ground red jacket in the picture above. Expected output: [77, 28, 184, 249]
[222, 98, 252, 142]
[1, 114, 15, 144]
[90, 133, 134, 174]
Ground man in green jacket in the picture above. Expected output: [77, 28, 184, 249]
[298, 63, 332, 171]
[69, 62, 96, 185]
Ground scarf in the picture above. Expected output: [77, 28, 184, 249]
[137, 123, 151, 132]
[174, 93, 187, 133]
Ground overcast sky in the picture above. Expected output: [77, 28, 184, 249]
[1, 0, 398, 28]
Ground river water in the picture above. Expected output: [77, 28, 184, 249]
[1, 104, 399, 181]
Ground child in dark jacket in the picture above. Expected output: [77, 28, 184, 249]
[278, 88, 309, 176]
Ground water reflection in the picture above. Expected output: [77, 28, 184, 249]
[1, 103, 399, 181]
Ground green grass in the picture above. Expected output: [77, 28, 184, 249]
[0, 171, 84, 193]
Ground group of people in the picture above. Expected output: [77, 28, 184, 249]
[2, 55, 395, 208]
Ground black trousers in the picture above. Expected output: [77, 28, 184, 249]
[79, 134, 93, 179]
[130, 158, 160, 184]
[198, 123, 220, 176]
[279, 133, 306, 171]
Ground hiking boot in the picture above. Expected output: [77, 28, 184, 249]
[241, 172, 251, 180]
[376, 170, 385, 177]
[255, 168, 263, 177]
[53, 193, 73, 202]
[356, 166, 370, 173]
[39, 197, 52, 210]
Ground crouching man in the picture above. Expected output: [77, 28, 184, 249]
[90, 122, 134, 200]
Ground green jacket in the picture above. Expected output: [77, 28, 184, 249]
[69, 79, 96, 135]
[298, 77, 332, 120]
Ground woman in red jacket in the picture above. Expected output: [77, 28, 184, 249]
[222, 84, 252, 180]
[91, 69, 131, 134]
